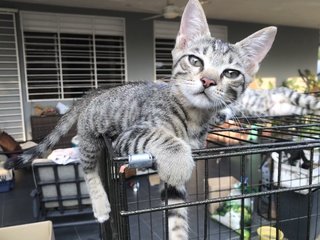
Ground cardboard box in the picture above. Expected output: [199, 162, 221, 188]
[208, 176, 239, 214]
[0, 221, 55, 240]
[209, 176, 254, 239]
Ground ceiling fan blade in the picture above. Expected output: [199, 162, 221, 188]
[199, 0, 211, 5]
[141, 14, 163, 21]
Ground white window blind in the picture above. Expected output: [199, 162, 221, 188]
[154, 21, 228, 80]
[0, 12, 25, 141]
[21, 11, 126, 100]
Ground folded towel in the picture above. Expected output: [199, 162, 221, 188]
[47, 147, 80, 165]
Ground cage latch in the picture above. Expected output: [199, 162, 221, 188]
[128, 153, 154, 169]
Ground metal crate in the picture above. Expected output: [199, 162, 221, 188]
[99, 114, 320, 240]
[31, 159, 96, 228]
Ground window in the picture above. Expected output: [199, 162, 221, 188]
[155, 38, 175, 81]
[0, 12, 25, 141]
[21, 12, 126, 100]
[154, 21, 178, 81]
[154, 21, 228, 81]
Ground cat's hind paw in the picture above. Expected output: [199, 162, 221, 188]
[92, 195, 112, 223]
[96, 215, 110, 223]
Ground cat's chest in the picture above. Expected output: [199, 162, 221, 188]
[185, 110, 210, 148]
[186, 124, 207, 148]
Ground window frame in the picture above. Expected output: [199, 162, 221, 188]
[20, 11, 127, 102]
[0, 11, 26, 140]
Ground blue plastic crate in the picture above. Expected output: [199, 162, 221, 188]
[0, 168, 14, 193]
[0, 179, 14, 192]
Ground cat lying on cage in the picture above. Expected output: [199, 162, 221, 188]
[4, 0, 277, 239]
[212, 87, 320, 124]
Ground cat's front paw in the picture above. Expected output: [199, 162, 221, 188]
[156, 150, 194, 186]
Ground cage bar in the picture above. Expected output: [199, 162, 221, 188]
[99, 114, 320, 240]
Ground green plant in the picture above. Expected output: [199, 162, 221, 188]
[282, 69, 320, 93]
[298, 69, 319, 93]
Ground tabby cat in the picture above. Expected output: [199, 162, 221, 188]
[213, 87, 320, 124]
[5, 0, 277, 238]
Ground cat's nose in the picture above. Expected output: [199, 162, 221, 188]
[201, 77, 217, 89]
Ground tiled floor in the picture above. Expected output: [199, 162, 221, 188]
[0, 161, 241, 240]
[2, 157, 317, 239]
[0, 169, 100, 240]
[0, 169, 36, 227]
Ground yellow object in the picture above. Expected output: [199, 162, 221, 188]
[249, 77, 276, 90]
[257, 226, 284, 240]
[0, 221, 55, 240]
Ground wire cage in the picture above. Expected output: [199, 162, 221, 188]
[99, 113, 320, 240]
[31, 159, 95, 227]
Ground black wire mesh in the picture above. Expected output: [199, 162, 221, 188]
[100, 114, 320, 240]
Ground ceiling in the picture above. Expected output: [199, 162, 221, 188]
[5, 0, 320, 29]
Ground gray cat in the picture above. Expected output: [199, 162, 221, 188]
[213, 87, 320, 124]
[5, 0, 277, 238]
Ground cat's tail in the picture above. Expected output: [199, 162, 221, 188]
[4, 101, 83, 169]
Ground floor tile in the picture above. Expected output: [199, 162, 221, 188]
[54, 226, 80, 240]
[0, 200, 4, 227]
[2, 197, 36, 227]
[0, 159, 281, 240]
[75, 223, 101, 240]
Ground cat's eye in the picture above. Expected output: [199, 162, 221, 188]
[222, 69, 241, 79]
[188, 55, 203, 68]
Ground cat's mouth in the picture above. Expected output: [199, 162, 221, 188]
[199, 87, 214, 97]
[196, 90, 208, 97]
[196, 89, 213, 102]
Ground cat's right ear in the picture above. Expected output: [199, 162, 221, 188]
[236, 26, 277, 76]
[175, 0, 211, 50]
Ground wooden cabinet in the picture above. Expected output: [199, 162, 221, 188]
[31, 115, 77, 149]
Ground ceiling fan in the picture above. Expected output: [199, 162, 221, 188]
[142, 0, 210, 21]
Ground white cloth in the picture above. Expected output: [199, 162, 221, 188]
[47, 147, 80, 165]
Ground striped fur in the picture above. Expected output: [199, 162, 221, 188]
[161, 185, 189, 239]
[213, 87, 320, 124]
[5, 0, 277, 238]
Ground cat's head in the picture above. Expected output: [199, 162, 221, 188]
[171, 0, 277, 110]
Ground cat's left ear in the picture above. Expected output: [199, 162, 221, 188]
[236, 26, 277, 76]
[175, 0, 211, 50]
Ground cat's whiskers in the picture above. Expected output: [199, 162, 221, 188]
[215, 94, 245, 130]
[214, 94, 232, 113]
[228, 101, 252, 128]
